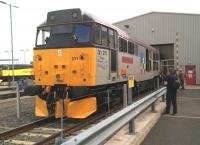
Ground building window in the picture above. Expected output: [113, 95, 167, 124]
[101, 26, 108, 46]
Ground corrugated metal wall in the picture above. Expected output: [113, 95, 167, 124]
[114, 12, 200, 84]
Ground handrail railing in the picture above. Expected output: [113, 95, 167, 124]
[61, 87, 167, 145]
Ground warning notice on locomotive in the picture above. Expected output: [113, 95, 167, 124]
[128, 75, 135, 88]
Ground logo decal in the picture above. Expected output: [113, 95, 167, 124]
[57, 50, 62, 56]
[122, 56, 133, 64]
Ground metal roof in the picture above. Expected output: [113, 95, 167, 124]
[114, 11, 200, 24]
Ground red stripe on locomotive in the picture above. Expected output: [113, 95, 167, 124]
[122, 56, 133, 64]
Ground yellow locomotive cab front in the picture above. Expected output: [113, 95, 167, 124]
[33, 47, 97, 119]
[34, 47, 96, 86]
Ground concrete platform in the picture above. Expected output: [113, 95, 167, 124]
[141, 88, 200, 145]
[105, 99, 166, 145]
[185, 85, 200, 90]
[105, 86, 200, 145]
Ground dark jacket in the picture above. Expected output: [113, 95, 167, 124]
[166, 74, 177, 96]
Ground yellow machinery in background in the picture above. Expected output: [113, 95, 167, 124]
[0, 68, 33, 77]
[0, 64, 33, 82]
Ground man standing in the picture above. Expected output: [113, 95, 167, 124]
[165, 69, 178, 115]
[179, 69, 185, 89]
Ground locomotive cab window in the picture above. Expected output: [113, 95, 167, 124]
[75, 24, 91, 43]
[109, 29, 115, 48]
[93, 23, 101, 45]
[36, 27, 50, 46]
[35, 23, 92, 48]
[51, 24, 73, 35]
[101, 26, 108, 47]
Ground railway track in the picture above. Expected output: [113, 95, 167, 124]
[0, 105, 122, 145]
[0, 87, 161, 145]
[0, 90, 24, 100]
[0, 116, 56, 139]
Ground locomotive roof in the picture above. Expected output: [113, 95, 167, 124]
[38, 8, 158, 52]
[38, 9, 128, 36]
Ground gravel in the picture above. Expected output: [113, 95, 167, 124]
[0, 96, 40, 133]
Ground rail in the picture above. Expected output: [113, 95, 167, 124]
[61, 87, 166, 145]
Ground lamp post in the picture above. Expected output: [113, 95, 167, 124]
[20, 49, 29, 64]
[0, 1, 18, 86]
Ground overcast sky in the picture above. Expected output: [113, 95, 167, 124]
[0, 0, 199, 64]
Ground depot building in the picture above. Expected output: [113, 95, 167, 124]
[114, 12, 200, 85]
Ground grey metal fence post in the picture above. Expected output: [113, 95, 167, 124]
[61, 99, 64, 139]
[128, 87, 132, 105]
[128, 86, 135, 134]
[151, 102, 155, 112]
[55, 99, 65, 145]
[16, 83, 20, 118]
[123, 84, 128, 107]
[137, 83, 140, 97]
[129, 118, 135, 134]
[157, 77, 159, 90]
[162, 93, 166, 102]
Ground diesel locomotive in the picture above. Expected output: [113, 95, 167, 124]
[31, 8, 160, 119]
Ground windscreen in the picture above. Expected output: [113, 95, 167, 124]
[35, 23, 92, 48]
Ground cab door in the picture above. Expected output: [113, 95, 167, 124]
[109, 29, 118, 82]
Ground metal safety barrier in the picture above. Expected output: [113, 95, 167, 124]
[61, 87, 166, 145]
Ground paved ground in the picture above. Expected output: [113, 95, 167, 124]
[141, 88, 200, 145]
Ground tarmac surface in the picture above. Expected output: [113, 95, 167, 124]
[141, 88, 200, 145]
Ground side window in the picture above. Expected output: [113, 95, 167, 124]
[134, 44, 138, 56]
[109, 29, 115, 48]
[115, 32, 118, 49]
[132, 43, 135, 54]
[119, 38, 127, 52]
[128, 41, 134, 54]
[119, 37, 123, 51]
[101, 26, 108, 46]
[122, 39, 127, 52]
[94, 24, 101, 44]
[153, 52, 159, 71]
[146, 49, 152, 71]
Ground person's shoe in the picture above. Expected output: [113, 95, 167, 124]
[163, 111, 169, 115]
[172, 112, 177, 115]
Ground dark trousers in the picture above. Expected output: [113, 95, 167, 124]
[180, 80, 185, 89]
[166, 93, 177, 114]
